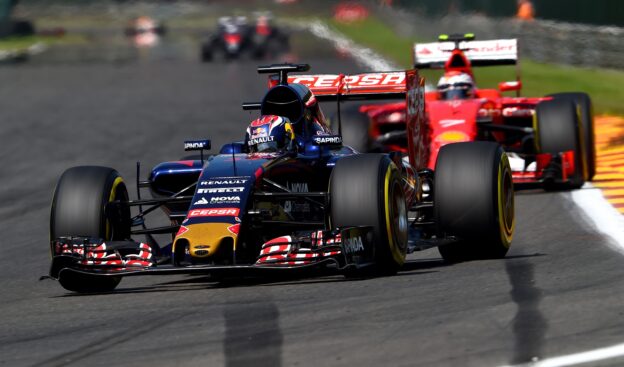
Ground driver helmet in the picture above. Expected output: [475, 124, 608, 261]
[245, 115, 294, 153]
[437, 71, 475, 100]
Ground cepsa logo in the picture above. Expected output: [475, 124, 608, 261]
[187, 208, 240, 218]
[290, 73, 405, 88]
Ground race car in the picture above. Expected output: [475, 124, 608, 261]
[200, 14, 289, 62]
[340, 34, 595, 190]
[249, 11, 290, 58]
[124, 16, 166, 36]
[46, 64, 514, 293]
[124, 16, 166, 48]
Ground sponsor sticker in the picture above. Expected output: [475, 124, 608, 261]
[284, 182, 309, 213]
[289, 73, 405, 88]
[193, 197, 209, 205]
[248, 136, 275, 146]
[197, 187, 244, 194]
[250, 126, 269, 139]
[200, 178, 248, 186]
[184, 139, 211, 151]
[210, 196, 241, 204]
[343, 236, 365, 254]
[287, 182, 308, 193]
[313, 135, 342, 145]
[188, 208, 240, 218]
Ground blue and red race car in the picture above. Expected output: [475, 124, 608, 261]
[47, 63, 514, 293]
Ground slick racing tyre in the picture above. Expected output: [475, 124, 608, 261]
[201, 44, 213, 62]
[50, 166, 131, 292]
[331, 105, 371, 153]
[434, 142, 514, 262]
[535, 98, 585, 189]
[548, 92, 595, 181]
[330, 154, 408, 275]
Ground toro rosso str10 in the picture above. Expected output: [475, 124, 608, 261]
[47, 64, 514, 293]
[341, 34, 595, 190]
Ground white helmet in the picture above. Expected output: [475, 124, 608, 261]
[437, 72, 475, 100]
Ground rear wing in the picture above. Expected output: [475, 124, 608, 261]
[280, 66, 427, 169]
[284, 72, 408, 101]
[243, 64, 426, 169]
[413, 39, 518, 69]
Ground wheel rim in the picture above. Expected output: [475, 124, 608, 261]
[385, 166, 408, 265]
[392, 181, 408, 242]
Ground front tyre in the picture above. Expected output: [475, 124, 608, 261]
[547, 92, 595, 181]
[330, 154, 408, 275]
[434, 142, 514, 262]
[50, 166, 131, 292]
[535, 98, 585, 189]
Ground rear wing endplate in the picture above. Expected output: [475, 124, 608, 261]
[414, 39, 518, 69]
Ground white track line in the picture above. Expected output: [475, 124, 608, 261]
[571, 183, 624, 254]
[500, 186, 624, 367]
[305, 20, 400, 71]
[500, 341, 624, 367]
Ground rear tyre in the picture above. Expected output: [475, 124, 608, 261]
[434, 142, 514, 262]
[201, 46, 212, 62]
[50, 166, 131, 292]
[548, 92, 595, 181]
[535, 98, 585, 189]
[331, 105, 371, 152]
[330, 154, 408, 275]
[200, 43, 213, 62]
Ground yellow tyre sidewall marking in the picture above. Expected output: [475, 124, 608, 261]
[384, 163, 406, 266]
[533, 113, 540, 153]
[105, 176, 124, 240]
[498, 153, 514, 247]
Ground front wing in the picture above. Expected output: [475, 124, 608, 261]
[511, 150, 577, 188]
[47, 226, 376, 282]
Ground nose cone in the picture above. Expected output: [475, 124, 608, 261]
[174, 223, 238, 260]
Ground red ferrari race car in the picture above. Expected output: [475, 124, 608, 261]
[339, 34, 595, 190]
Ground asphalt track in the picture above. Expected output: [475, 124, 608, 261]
[1, 34, 624, 367]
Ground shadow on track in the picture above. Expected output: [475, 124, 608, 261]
[49, 254, 546, 297]
[506, 258, 548, 365]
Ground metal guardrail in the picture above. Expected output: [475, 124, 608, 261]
[378, 6, 624, 70]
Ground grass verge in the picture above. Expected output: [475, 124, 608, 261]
[0, 34, 87, 52]
[329, 16, 624, 115]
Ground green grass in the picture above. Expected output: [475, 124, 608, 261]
[0, 35, 42, 50]
[329, 17, 624, 115]
[0, 34, 87, 52]
[329, 17, 416, 67]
